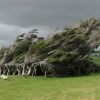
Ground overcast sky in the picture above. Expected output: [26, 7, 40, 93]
[0, 0, 100, 47]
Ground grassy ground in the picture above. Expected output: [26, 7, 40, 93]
[0, 75, 100, 100]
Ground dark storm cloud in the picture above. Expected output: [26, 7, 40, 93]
[0, 0, 100, 47]
[0, 0, 100, 27]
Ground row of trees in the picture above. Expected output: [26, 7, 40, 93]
[0, 18, 100, 77]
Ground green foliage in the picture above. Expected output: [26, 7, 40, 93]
[15, 40, 31, 56]
[52, 49, 65, 58]
[48, 49, 78, 64]
[3, 51, 14, 63]
[35, 40, 46, 50]
[15, 52, 26, 64]
[0, 47, 6, 59]
[91, 56, 100, 65]
[28, 40, 47, 56]
[47, 57, 59, 63]
[0, 18, 100, 76]
[52, 33, 62, 40]
[80, 17, 97, 28]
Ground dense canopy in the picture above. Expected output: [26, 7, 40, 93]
[0, 18, 100, 77]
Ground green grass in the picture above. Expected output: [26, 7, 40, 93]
[0, 75, 100, 100]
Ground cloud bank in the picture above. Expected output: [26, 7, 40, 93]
[0, 0, 100, 47]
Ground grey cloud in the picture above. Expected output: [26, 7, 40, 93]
[0, 0, 100, 47]
[0, 0, 100, 27]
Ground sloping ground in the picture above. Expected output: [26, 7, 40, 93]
[0, 75, 100, 100]
[0, 18, 100, 77]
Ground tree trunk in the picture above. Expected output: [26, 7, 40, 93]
[34, 68, 37, 77]
[44, 70, 47, 78]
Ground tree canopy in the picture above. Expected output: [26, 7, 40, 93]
[0, 18, 100, 77]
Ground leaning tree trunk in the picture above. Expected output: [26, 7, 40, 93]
[44, 70, 47, 77]
[27, 67, 31, 76]
[34, 67, 37, 76]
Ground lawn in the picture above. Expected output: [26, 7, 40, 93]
[0, 75, 100, 100]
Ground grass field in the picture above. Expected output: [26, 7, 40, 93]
[0, 75, 100, 100]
